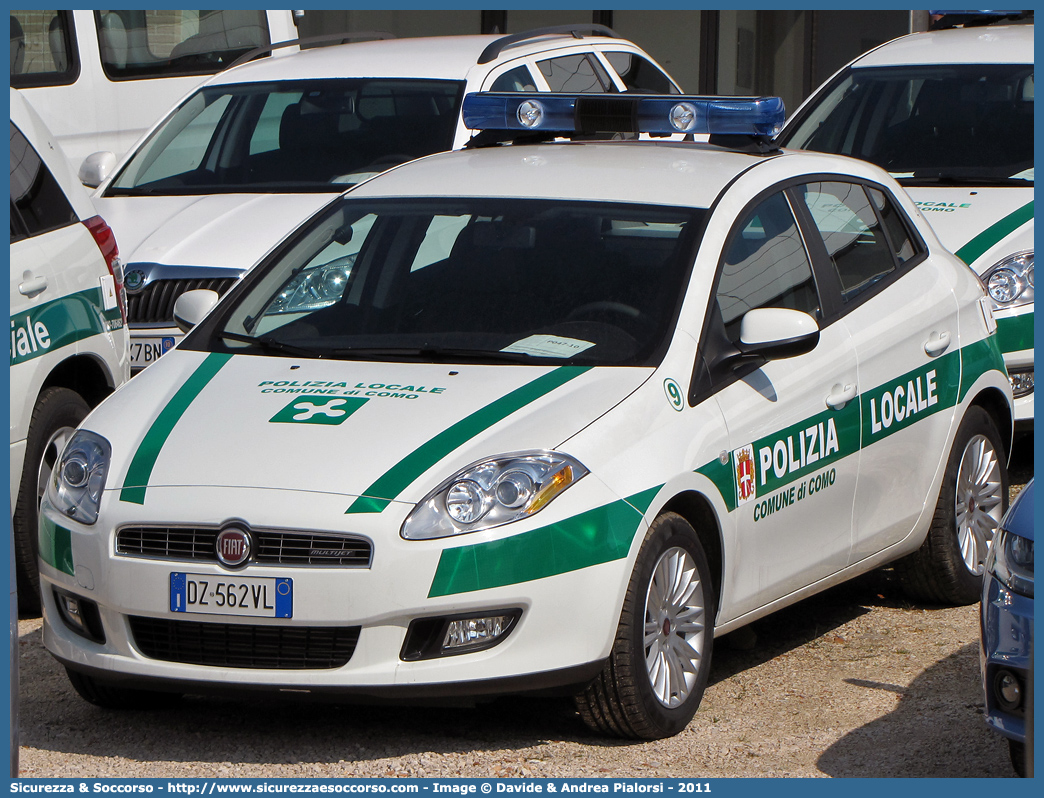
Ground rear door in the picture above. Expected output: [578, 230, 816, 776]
[793, 179, 961, 562]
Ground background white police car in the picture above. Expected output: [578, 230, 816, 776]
[78, 25, 681, 373]
[39, 92, 1012, 740]
[780, 20, 1034, 429]
[10, 87, 129, 615]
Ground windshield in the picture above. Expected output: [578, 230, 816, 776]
[781, 64, 1033, 186]
[187, 198, 704, 367]
[106, 79, 465, 195]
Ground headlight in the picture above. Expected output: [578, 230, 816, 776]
[267, 254, 355, 314]
[986, 526, 1034, 597]
[46, 430, 111, 525]
[401, 451, 588, 540]
[982, 251, 1033, 308]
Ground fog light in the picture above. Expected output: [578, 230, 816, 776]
[1008, 368, 1033, 398]
[444, 615, 512, 650]
[994, 669, 1023, 712]
[53, 589, 105, 643]
[400, 609, 521, 661]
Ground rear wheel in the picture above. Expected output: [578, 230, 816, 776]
[66, 669, 182, 710]
[897, 406, 1007, 604]
[13, 388, 90, 616]
[575, 512, 714, 739]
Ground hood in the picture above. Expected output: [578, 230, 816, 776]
[99, 351, 651, 508]
[904, 185, 1033, 273]
[93, 193, 338, 272]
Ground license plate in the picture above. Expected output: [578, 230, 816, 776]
[169, 573, 293, 618]
[130, 336, 176, 367]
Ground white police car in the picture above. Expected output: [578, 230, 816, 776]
[40, 92, 1012, 739]
[80, 25, 681, 372]
[10, 88, 129, 615]
[779, 21, 1033, 429]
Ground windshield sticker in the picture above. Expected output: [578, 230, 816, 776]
[502, 335, 595, 358]
[269, 397, 367, 425]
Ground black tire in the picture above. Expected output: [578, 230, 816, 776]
[575, 512, 715, 739]
[896, 406, 1008, 605]
[65, 668, 182, 710]
[13, 387, 91, 616]
[1008, 738, 1026, 777]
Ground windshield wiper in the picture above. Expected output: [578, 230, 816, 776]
[219, 331, 326, 358]
[328, 346, 543, 364]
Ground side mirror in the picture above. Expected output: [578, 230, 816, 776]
[78, 152, 117, 188]
[172, 289, 219, 333]
[736, 307, 820, 361]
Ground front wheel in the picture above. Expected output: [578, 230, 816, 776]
[575, 512, 715, 739]
[13, 387, 90, 616]
[897, 406, 1008, 605]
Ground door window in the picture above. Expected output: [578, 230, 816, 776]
[716, 191, 819, 344]
[488, 65, 538, 92]
[537, 54, 615, 93]
[603, 51, 678, 94]
[9, 10, 77, 88]
[799, 181, 898, 302]
[9, 123, 76, 241]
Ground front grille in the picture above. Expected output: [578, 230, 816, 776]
[128, 277, 237, 324]
[129, 616, 360, 669]
[116, 526, 373, 567]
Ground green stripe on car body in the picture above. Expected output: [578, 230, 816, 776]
[995, 313, 1034, 354]
[10, 288, 124, 367]
[346, 366, 592, 514]
[425, 338, 1008, 597]
[39, 514, 74, 576]
[428, 490, 648, 597]
[959, 336, 1008, 403]
[120, 353, 232, 505]
[954, 201, 1033, 266]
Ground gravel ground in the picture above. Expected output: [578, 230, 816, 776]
[15, 438, 1032, 779]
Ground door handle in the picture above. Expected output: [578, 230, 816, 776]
[826, 383, 857, 409]
[19, 273, 48, 297]
[924, 331, 951, 357]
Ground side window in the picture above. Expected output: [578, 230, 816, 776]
[9, 11, 78, 88]
[602, 52, 678, 94]
[9, 122, 77, 240]
[97, 10, 270, 80]
[866, 186, 921, 266]
[489, 65, 537, 92]
[800, 181, 898, 302]
[716, 192, 819, 343]
[537, 54, 614, 93]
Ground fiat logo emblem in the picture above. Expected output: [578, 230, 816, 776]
[216, 527, 252, 567]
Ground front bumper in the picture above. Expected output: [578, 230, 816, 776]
[40, 483, 637, 696]
[979, 573, 1033, 743]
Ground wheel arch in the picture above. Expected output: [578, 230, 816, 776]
[966, 386, 1014, 459]
[40, 353, 119, 410]
[656, 490, 723, 617]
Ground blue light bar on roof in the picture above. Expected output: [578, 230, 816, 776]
[461, 92, 786, 138]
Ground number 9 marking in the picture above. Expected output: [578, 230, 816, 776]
[664, 378, 684, 411]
